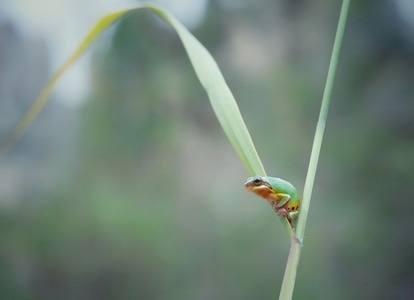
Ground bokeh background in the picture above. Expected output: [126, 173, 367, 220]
[1, 0, 414, 299]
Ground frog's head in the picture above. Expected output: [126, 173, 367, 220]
[244, 176, 273, 199]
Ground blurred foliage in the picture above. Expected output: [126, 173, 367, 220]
[1, 0, 414, 299]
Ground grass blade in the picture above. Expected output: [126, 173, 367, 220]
[0, 4, 266, 177]
[278, 1, 351, 299]
[149, 6, 266, 176]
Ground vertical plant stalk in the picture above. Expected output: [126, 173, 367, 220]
[278, 0, 351, 299]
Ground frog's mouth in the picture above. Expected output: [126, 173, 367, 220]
[244, 182, 273, 199]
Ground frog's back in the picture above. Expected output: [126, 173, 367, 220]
[266, 177, 300, 201]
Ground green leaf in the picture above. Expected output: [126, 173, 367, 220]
[0, 4, 265, 177]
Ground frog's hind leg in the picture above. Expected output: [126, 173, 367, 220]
[272, 205, 292, 224]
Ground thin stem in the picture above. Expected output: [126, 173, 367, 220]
[296, 0, 350, 242]
[278, 0, 351, 299]
[279, 237, 301, 300]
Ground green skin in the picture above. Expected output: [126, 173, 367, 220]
[245, 176, 300, 226]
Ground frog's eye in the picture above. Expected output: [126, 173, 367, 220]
[253, 177, 263, 186]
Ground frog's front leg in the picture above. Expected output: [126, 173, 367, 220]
[273, 193, 291, 209]
[272, 193, 292, 222]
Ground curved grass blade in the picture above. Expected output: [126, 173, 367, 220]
[0, 4, 266, 177]
[149, 6, 266, 176]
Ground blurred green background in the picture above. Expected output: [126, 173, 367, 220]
[1, 0, 414, 299]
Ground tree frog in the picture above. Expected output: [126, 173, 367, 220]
[245, 176, 300, 226]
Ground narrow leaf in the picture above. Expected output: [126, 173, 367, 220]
[0, 4, 266, 177]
